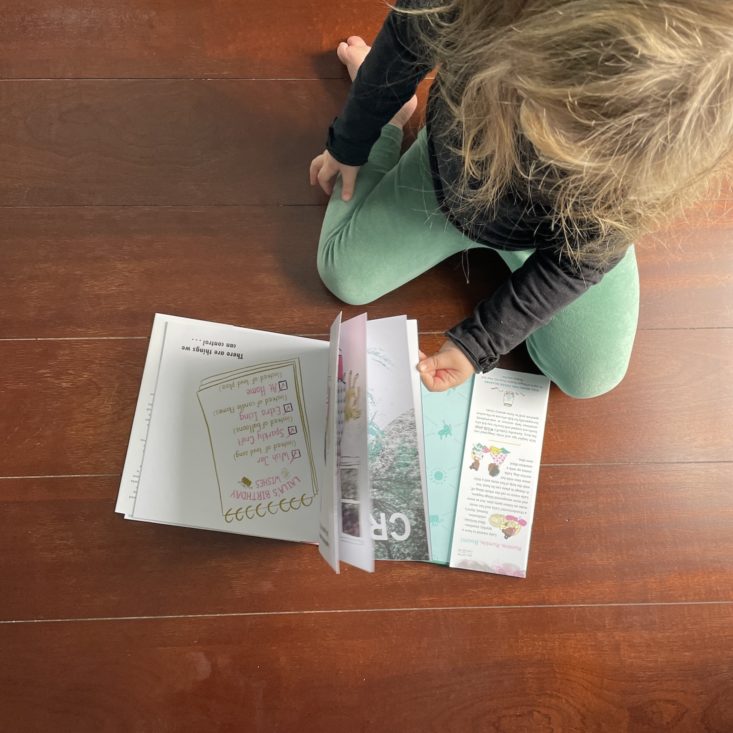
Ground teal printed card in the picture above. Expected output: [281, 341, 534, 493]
[421, 377, 474, 564]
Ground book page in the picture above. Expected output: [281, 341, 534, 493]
[449, 369, 550, 577]
[126, 315, 329, 542]
[337, 314, 374, 573]
[366, 316, 430, 562]
[197, 359, 320, 524]
[420, 377, 474, 564]
[319, 314, 341, 572]
[116, 313, 169, 515]
[405, 319, 431, 559]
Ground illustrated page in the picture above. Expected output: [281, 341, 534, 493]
[337, 313, 374, 572]
[420, 377, 474, 564]
[449, 369, 550, 577]
[197, 359, 320, 525]
[124, 314, 329, 543]
[366, 316, 430, 562]
[319, 314, 341, 572]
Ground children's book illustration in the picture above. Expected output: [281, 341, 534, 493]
[366, 317, 429, 562]
[117, 314, 328, 544]
[469, 444, 511, 476]
[489, 513, 528, 540]
[334, 313, 373, 573]
[421, 377, 474, 565]
[117, 316, 549, 577]
[197, 358, 319, 523]
[449, 369, 550, 577]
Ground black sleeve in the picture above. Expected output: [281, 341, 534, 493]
[446, 249, 625, 371]
[326, 0, 436, 166]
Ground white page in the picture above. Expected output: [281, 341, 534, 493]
[197, 360, 321, 523]
[319, 314, 341, 572]
[116, 313, 168, 515]
[366, 316, 430, 561]
[449, 369, 550, 577]
[127, 315, 329, 542]
[337, 313, 374, 572]
[405, 318, 431, 559]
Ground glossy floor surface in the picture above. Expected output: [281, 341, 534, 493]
[1, 2, 732, 731]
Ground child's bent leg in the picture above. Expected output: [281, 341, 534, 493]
[317, 127, 473, 305]
[499, 247, 640, 398]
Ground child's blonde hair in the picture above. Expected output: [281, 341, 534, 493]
[395, 0, 733, 266]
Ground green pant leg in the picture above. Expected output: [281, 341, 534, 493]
[496, 247, 640, 398]
[317, 126, 474, 305]
[317, 126, 639, 398]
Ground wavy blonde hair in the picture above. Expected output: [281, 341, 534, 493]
[394, 0, 733, 266]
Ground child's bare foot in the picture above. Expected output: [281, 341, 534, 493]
[336, 35, 418, 129]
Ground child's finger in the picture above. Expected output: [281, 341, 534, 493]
[308, 156, 322, 186]
[317, 167, 334, 196]
[419, 369, 436, 391]
[417, 353, 441, 375]
[340, 169, 357, 201]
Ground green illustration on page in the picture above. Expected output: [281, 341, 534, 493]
[420, 377, 474, 564]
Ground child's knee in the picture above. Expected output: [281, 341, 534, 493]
[317, 241, 375, 306]
[526, 338, 632, 399]
[551, 361, 630, 399]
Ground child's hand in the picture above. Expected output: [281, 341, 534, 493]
[418, 340, 475, 392]
[309, 150, 360, 201]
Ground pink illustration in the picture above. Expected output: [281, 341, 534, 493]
[489, 513, 527, 539]
[468, 444, 510, 476]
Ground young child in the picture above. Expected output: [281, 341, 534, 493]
[310, 0, 733, 397]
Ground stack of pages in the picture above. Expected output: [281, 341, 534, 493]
[116, 314, 550, 577]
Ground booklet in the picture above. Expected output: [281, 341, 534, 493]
[117, 314, 549, 578]
[422, 370, 550, 578]
[116, 313, 429, 574]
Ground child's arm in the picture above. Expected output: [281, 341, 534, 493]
[448, 247, 625, 374]
[325, 3, 435, 167]
[419, 244, 627, 391]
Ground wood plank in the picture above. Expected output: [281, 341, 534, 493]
[0, 206, 506, 338]
[0, 0, 387, 80]
[1, 207, 731, 338]
[638, 225, 733, 329]
[0, 463, 731, 621]
[0, 77, 432, 207]
[0, 80, 348, 206]
[1, 605, 731, 731]
[0, 329, 729, 476]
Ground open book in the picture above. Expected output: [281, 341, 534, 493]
[422, 368, 551, 577]
[117, 314, 549, 577]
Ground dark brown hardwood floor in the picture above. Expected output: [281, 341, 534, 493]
[1, 2, 731, 731]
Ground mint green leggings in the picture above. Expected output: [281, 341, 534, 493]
[317, 125, 639, 398]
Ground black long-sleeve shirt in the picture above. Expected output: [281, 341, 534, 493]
[326, 1, 622, 372]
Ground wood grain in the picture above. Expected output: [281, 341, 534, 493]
[1, 605, 731, 732]
[0, 329, 729, 477]
[1, 207, 731, 338]
[0, 206, 506, 338]
[637, 225, 733, 328]
[0, 79, 438, 207]
[0, 80, 344, 206]
[2, 2, 732, 729]
[0, 463, 731, 622]
[0, 0, 388, 80]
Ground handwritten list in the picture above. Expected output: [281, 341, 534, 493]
[197, 359, 319, 522]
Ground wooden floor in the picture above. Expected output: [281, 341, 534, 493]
[1, 2, 732, 731]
